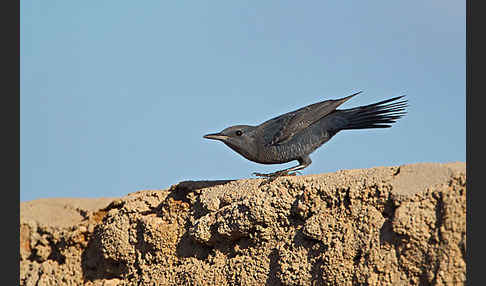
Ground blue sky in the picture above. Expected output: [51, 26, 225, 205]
[20, 1, 465, 202]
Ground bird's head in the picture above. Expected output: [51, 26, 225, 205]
[203, 125, 259, 162]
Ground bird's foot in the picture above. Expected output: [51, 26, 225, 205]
[253, 170, 300, 178]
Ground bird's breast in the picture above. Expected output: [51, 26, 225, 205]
[257, 128, 331, 164]
[257, 143, 305, 164]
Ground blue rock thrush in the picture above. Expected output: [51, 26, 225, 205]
[203, 91, 407, 177]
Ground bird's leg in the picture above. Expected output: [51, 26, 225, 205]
[253, 156, 312, 178]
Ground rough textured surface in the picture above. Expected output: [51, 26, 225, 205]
[20, 162, 466, 286]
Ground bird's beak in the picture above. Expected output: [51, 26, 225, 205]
[203, 133, 228, 141]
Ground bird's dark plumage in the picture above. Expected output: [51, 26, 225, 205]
[204, 91, 407, 177]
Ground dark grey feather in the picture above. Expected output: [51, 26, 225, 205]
[260, 91, 362, 146]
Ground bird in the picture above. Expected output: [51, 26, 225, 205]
[203, 91, 407, 177]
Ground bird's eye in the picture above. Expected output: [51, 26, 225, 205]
[235, 130, 243, 136]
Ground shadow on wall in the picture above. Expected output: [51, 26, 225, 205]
[80, 179, 235, 282]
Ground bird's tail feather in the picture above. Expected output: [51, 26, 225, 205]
[338, 96, 407, 130]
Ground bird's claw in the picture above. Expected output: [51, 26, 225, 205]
[252, 170, 300, 178]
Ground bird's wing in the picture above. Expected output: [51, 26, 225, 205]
[259, 91, 362, 146]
